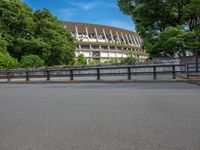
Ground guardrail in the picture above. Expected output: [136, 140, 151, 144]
[186, 63, 200, 79]
[0, 63, 199, 82]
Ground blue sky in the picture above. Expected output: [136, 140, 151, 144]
[22, 0, 136, 31]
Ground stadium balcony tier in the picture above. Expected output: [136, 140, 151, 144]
[64, 22, 148, 62]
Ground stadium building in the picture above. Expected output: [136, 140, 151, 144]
[64, 22, 148, 62]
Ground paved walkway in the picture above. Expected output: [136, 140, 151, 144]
[0, 83, 199, 150]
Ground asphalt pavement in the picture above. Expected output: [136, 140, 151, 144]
[0, 83, 200, 150]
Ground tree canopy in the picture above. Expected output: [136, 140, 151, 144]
[0, 0, 75, 69]
[118, 0, 200, 58]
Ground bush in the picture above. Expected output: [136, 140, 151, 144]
[88, 60, 100, 65]
[76, 54, 87, 65]
[0, 52, 18, 69]
[20, 54, 45, 68]
[121, 55, 136, 64]
[102, 59, 116, 64]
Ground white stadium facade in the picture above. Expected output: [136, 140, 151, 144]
[64, 22, 148, 62]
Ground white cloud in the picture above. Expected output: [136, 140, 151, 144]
[69, 2, 101, 10]
[58, 8, 78, 20]
[98, 19, 136, 31]
[68, 1, 116, 10]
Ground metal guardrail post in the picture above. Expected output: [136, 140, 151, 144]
[196, 63, 199, 72]
[153, 66, 157, 80]
[97, 68, 100, 80]
[70, 70, 74, 80]
[128, 67, 131, 80]
[186, 63, 189, 79]
[46, 70, 50, 81]
[7, 72, 11, 82]
[26, 71, 30, 81]
[172, 65, 176, 79]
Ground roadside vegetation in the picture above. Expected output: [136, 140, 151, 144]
[19, 55, 45, 68]
[74, 54, 136, 65]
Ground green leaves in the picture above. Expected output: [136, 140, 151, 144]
[19, 54, 44, 68]
[75, 54, 87, 65]
[121, 55, 136, 64]
[147, 26, 200, 58]
[118, 0, 200, 58]
[0, 39, 8, 54]
[0, 52, 18, 70]
[33, 9, 76, 66]
[0, 0, 34, 37]
[0, 0, 75, 68]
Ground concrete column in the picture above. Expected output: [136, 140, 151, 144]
[125, 33, 130, 45]
[103, 29, 108, 42]
[132, 35, 137, 46]
[138, 37, 143, 45]
[94, 28, 99, 42]
[121, 32, 126, 44]
[85, 27, 89, 41]
[89, 51, 92, 59]
[75, 26, 79, 39]
[116, 31, 121, 43]
[110, 30, 114, 42]
[135, 36, 140, 46]
[129, 34, 134, 45]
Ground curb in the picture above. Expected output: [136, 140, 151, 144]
[187, 79, 200, 86]
[0, 79, 188, 84]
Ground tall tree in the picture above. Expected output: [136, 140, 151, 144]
[33, 9, 76, 65]
[0, 0, 34, 58]
[118, 0, 200, 58]
[0, 0, 75, 67]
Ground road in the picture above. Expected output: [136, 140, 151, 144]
[0, 83, 200, 150]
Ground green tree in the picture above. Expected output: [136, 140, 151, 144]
[0, 52, 18, 69]
[0, 0, 35, 59]
[118, 0, 200, 58]
[147, 26, 200, 58]
[20, 54, 45, 68]
[76, 54, 87, 65]
[33, 9, 76, 66]
[0, 0, 76, 66]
